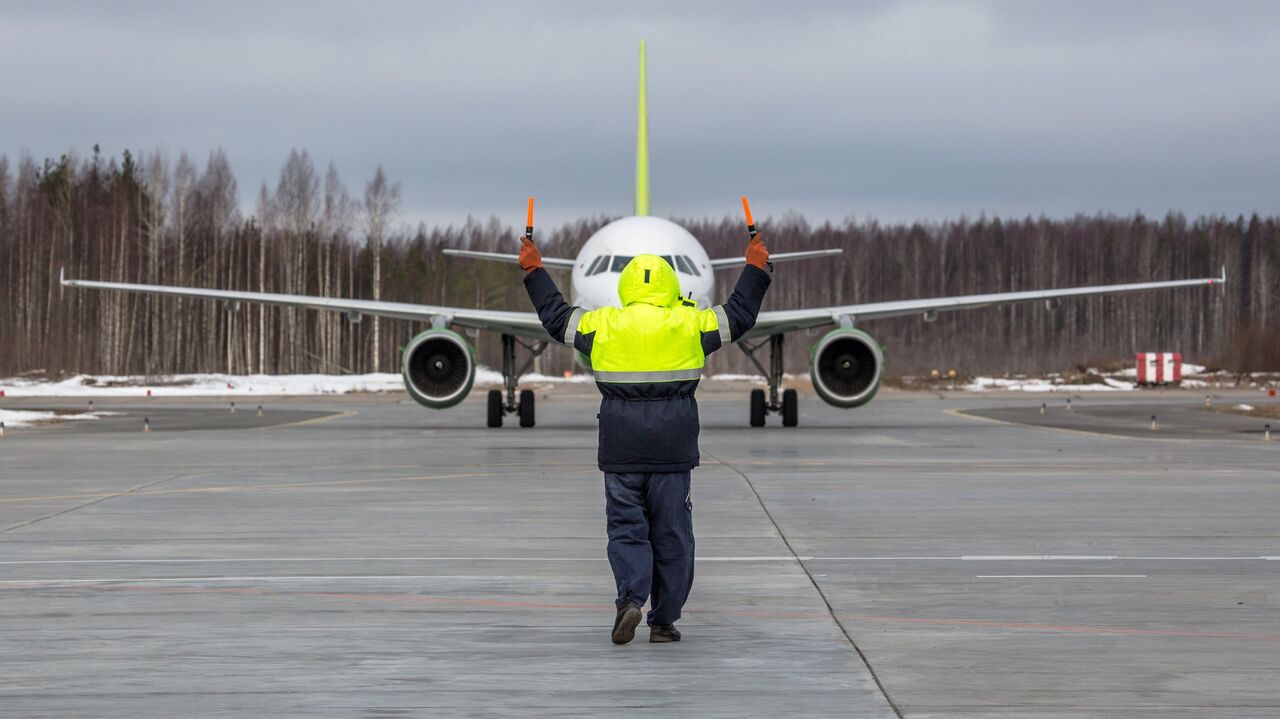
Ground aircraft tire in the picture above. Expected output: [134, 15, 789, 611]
[518, 389, 535, 428]
[487, 389, 503, 428]
[749, 389, 766, 427]
[782, 389, 798, 427]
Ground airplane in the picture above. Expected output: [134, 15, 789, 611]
[61, 41, 1227, 429]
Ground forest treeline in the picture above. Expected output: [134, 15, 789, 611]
[1, 148, 1277, 379]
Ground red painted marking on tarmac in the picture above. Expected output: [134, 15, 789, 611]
[7, 582, 1277, 642]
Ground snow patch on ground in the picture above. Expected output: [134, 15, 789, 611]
[963, 376, 1135, 393]
[1, 370, 806, 397]
[1, 360, 1253, 398]
[0, 408, 100, 428]
[0, 370, 603, 397]
[706, 373, 805, 383]
[958, 360, 1242, 393]
[1, 373, 411, 397]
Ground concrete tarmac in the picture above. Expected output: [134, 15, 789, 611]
[964, 397, 1276, 441]
[1, 388, 1277, 717]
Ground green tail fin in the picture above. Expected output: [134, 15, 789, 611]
[634, 40, 650, 216]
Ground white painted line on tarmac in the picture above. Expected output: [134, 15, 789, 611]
[0, 575, 500, 585]
[976, 574, 1148, 579]
[962, 555, 1119, 561]
[0, 555, 809, 566]
[700, 556, 814, 561]
[0, 572, 1156, 587]
[2, 555, 1277, 567]
[1116, 556, 1279, 561]
[818, 555, 1277, 561]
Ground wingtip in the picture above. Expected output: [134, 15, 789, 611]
[59, 266, 66, 285]
[1220, 265, 1227, 283]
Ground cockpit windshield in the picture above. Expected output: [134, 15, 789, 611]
[591, 254, 700, 276]
[675, 255, 700, 276]
[586, 256, 609, 276]
[587, 254, 702, 277]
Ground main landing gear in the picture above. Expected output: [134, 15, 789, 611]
[487, 333, 548, 428]
[738, 333, 798, 427]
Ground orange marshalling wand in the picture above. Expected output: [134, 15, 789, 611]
[741, 195, 757, 239]
[524, 196, 535, 242]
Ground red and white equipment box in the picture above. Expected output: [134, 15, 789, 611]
[1136, 352, 1182, 385]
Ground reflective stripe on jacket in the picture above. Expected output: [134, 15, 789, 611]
[524, 254, 771, 472]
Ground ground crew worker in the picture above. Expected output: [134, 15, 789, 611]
[521, 232, 771, 645]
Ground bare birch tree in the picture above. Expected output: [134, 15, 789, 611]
[274, 149, 318, 371]
[255, 181, 272, 373]
[320, 162, 353, 370]
[363, 165, 400, 372]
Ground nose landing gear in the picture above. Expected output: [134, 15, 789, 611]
[739, 333, 798, 427]
[487, 334, 547, 428]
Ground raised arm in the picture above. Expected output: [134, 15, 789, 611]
[523, 267, 581, 346]
[519, 232, 586, 349]
[701, 234, 772, 355]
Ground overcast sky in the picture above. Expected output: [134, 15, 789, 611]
[4, 1, 1279, 229]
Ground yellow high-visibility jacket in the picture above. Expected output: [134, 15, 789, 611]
[525, 254, 771, 472]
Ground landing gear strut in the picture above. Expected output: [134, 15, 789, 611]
[486, 333, 548, 428]
[739, 333, 798, 427]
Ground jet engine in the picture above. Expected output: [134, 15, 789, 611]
[401, 329, 476, 409]
[810, 328, 883, 408]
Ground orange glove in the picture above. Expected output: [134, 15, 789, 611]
[745, 234, 769, 269]
[519, 237, 542, 273]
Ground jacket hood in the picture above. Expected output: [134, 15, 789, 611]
[617, 254, 682, 308]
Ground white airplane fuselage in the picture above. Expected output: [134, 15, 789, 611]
[568, 215, 715, 310]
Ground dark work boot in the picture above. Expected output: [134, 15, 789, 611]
[611, 601, 643, 645]
[649, 624, 681, 643]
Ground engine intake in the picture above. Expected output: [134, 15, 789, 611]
[810, 328, 883, 408]
[401, 329, 476, 409]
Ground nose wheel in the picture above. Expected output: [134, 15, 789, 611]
[739, 333, 798, 427]
[487, 334, 547, 428]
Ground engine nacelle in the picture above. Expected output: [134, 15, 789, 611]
[401, 329, 476, 409]
[810, 328, 884, 408]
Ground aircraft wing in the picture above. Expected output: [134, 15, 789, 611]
[709, 249, 842, 269]
[743, 267, 1227, 339]
[441, 248, 576, 269]
[59, 271, 552, 341]
[449, 248, 845, 271]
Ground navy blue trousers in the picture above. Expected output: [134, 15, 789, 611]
[604, 471, 695, 626]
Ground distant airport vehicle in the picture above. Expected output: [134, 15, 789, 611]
[62, 43, 1227, 428]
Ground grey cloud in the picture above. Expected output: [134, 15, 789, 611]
[3, 1, 1278, 230]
